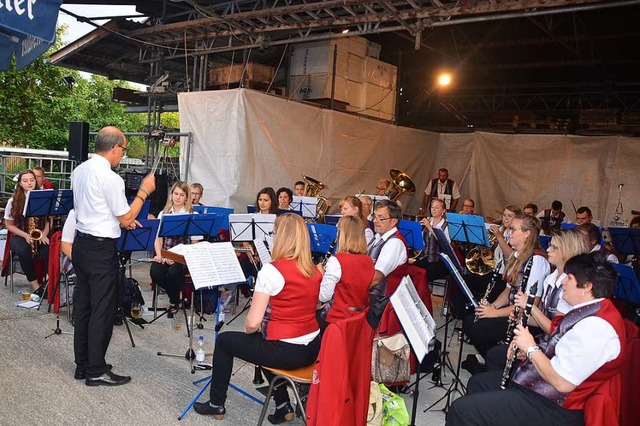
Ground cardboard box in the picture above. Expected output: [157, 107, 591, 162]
[347, 54, 364, 83]
[366, 41, 382, 59]
[290, 44, 349, 77]
[346, 80, 365, 109]
[365, 82, 396, 114]
[288, 74, 348, 101]
[364, 57, 397, 89]
[348, 36, 368, 58]
[209, 62, 275, 86]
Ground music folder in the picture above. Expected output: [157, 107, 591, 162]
[179, 242, 246, 290]
[307, 223, 337, 254]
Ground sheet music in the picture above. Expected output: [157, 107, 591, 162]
[168, 243, 188, 256]
[390, 276, 436, 362]
[254, 238, 272, 264]
[181, 242, 246, 289]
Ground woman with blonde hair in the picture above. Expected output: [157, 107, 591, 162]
[339, 195, 373, 243]
[463, 214, 550, 371]
[195, 214, 322, 423]
[318, 215, 375, 326]
[4, 169, 50, 296]
[150, 181, 195, 313]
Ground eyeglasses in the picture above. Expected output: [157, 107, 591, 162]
[117, 144, 127, 154]
[373, 215, 393, 222]
[508, 226, 522, 232]
[548, 244, 559, 250]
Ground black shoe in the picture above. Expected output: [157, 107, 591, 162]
[268, 403, 295, 424]
[33, 285, 45, 298]
[74, 364, 113, 380]
[194, 401, 226, 420]
[461, 355, 486, 375]
[85, 370, 131, 387]
[113, 315, 124, 326]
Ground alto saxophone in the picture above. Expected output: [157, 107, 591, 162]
[27, 217, 43, 255]
[500, 281, 538, 389]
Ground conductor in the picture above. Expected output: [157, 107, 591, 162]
[71, 126, 156, 386]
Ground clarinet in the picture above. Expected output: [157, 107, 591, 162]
[321, 238, 337, 267]
[501, 281, 538, 389]
[501, 256, 533, 343]
[474, 263, 499, 322]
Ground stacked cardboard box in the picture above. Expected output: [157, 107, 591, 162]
[288, 36, 396, 121]
[209, 62, 275, 86]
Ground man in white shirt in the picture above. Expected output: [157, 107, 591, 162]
[422, 168, 461, 212]
[71, 126, 155, 387]
[577, 222, 619, 264]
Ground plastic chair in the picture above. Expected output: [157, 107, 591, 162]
[257, 364, 315, 426]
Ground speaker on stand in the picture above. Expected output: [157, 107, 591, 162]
[68, 122, 89, 162]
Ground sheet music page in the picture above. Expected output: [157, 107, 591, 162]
[168, 243, 188, 256]
[264, 235, 274, 252]
[390, 276, 436, 362]
[253, 238, 272, 264]
[206, 242, 246, 287]
[183, 244, 222, 289]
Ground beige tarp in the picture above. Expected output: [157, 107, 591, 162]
[179, 89, 639, 225]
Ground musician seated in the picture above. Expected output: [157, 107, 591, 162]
[375, 178, 390, 196]
[414, 198, 451, 282]
[360, 195, 373, 221]
[194, 214, 322, 422]
[537, 200, 566, 234]
[3, 169, 50, 296]
[33, 166, 54, 190]
[484, 228, 589, 372]
[150, 182, 196, 313]
[256, 187, 278, 215]
[276, 187, 293, 210]
[459, 198, 475, 215]
[190, 183, 204, 207]
[574, 206, 593, 225]
[293, 180, 305, 197]
[339, 195, 373, 243]
[523, 203, 538, 216]
[462, 214, 549, 373]
[317, 216, 375, 329]
[447, 252, 625, 426]
[576, 223, 618, 263]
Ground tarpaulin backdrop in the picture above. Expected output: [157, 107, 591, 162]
[179, 89, 639, 225]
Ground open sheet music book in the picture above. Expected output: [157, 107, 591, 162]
[176, 242, 246, 289]
[390, 276, 437, 362]
[253, 238, 272, 264]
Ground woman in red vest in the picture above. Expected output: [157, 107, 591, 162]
[195, 213, 322, 423]
[318, 215, 375, 327]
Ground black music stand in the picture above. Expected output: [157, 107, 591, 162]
[398, 220, 426, 252]
[23, 190, 73, 311]
[115, 219, 160, 347]
[613, 264, 640, 306]
[424, 252, 478, 413]
[229, 214, 276, 242]
[609, 227, 640, 259]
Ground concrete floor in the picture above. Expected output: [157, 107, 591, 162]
[0, 258, 473, 425]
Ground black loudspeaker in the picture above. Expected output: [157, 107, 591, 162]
[124, 171, 169, 217]
[68, 121, 89, 162]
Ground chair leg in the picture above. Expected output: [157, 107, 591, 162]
[257, 375, 308, 426]
[257, 375, 281, 426]
[9, 255, 14, 294]
[153, 282, 158, 320]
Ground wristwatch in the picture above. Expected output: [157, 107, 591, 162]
[526, 345, 541, 361]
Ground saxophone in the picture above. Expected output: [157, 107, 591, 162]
[500, 281, 538, 389]
[27, 217, 43, 255]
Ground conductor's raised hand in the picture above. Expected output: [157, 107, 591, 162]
[141, 173, 156, 194]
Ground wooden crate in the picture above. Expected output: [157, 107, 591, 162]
[209, 62, 275, 86]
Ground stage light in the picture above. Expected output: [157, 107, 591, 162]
[438, 73, 452, 87]
[342, 29, 350, 34]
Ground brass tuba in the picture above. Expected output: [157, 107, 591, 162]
[385, 169, 416, 201]
[465, 228, 497, 275]
[302, 175, 329, 221]
[27, 217, 43, 255]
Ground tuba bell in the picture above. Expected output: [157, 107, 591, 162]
[465, 228, 497, 275]
[385, 168, 416, 201]
[301, 175, 329, 221]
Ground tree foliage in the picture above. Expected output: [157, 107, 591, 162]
[0, 25, 178, 159]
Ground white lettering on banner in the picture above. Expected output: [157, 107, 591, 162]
[21, 34, 42, 56]
[0, 0, 36, 20]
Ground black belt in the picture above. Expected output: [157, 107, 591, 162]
[76, 231, 116, 242]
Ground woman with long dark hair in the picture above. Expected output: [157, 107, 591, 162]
[4, 169, 50, 295]
[256, 187, 278, 215]
[195, 214, 322, 423]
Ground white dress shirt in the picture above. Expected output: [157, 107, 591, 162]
[371, 227, 407, 277]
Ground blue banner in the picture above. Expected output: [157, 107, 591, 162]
[0, 31, 52, 70]
[0, 0, 62, 43]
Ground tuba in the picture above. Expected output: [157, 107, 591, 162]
[302, 175, 329, 221]
[385, 169, 416, 201]
[27, 217, 43, 255]
[465, 228, 497, 275]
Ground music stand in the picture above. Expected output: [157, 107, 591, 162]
[613, 264, 640, 306]
[398, 220, 426, 251]
[307, 223, 338, 254]
[193, 206, 234, 231]
[23, 190, 73, 311]
[446, 213, 490, 247]
[229, 214, 276, 242]
[291, 196, 318, 219]
[246, 205, 256, 214]
[188, 214, 223, 241]
[324, 215, 341, 226]
[609, 227, 640, 258]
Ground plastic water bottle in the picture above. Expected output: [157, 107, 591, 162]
[196, 335, 206, 364]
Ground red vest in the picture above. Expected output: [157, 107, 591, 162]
[326, 253, 375, 323]
[266, 259, 321, 340]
